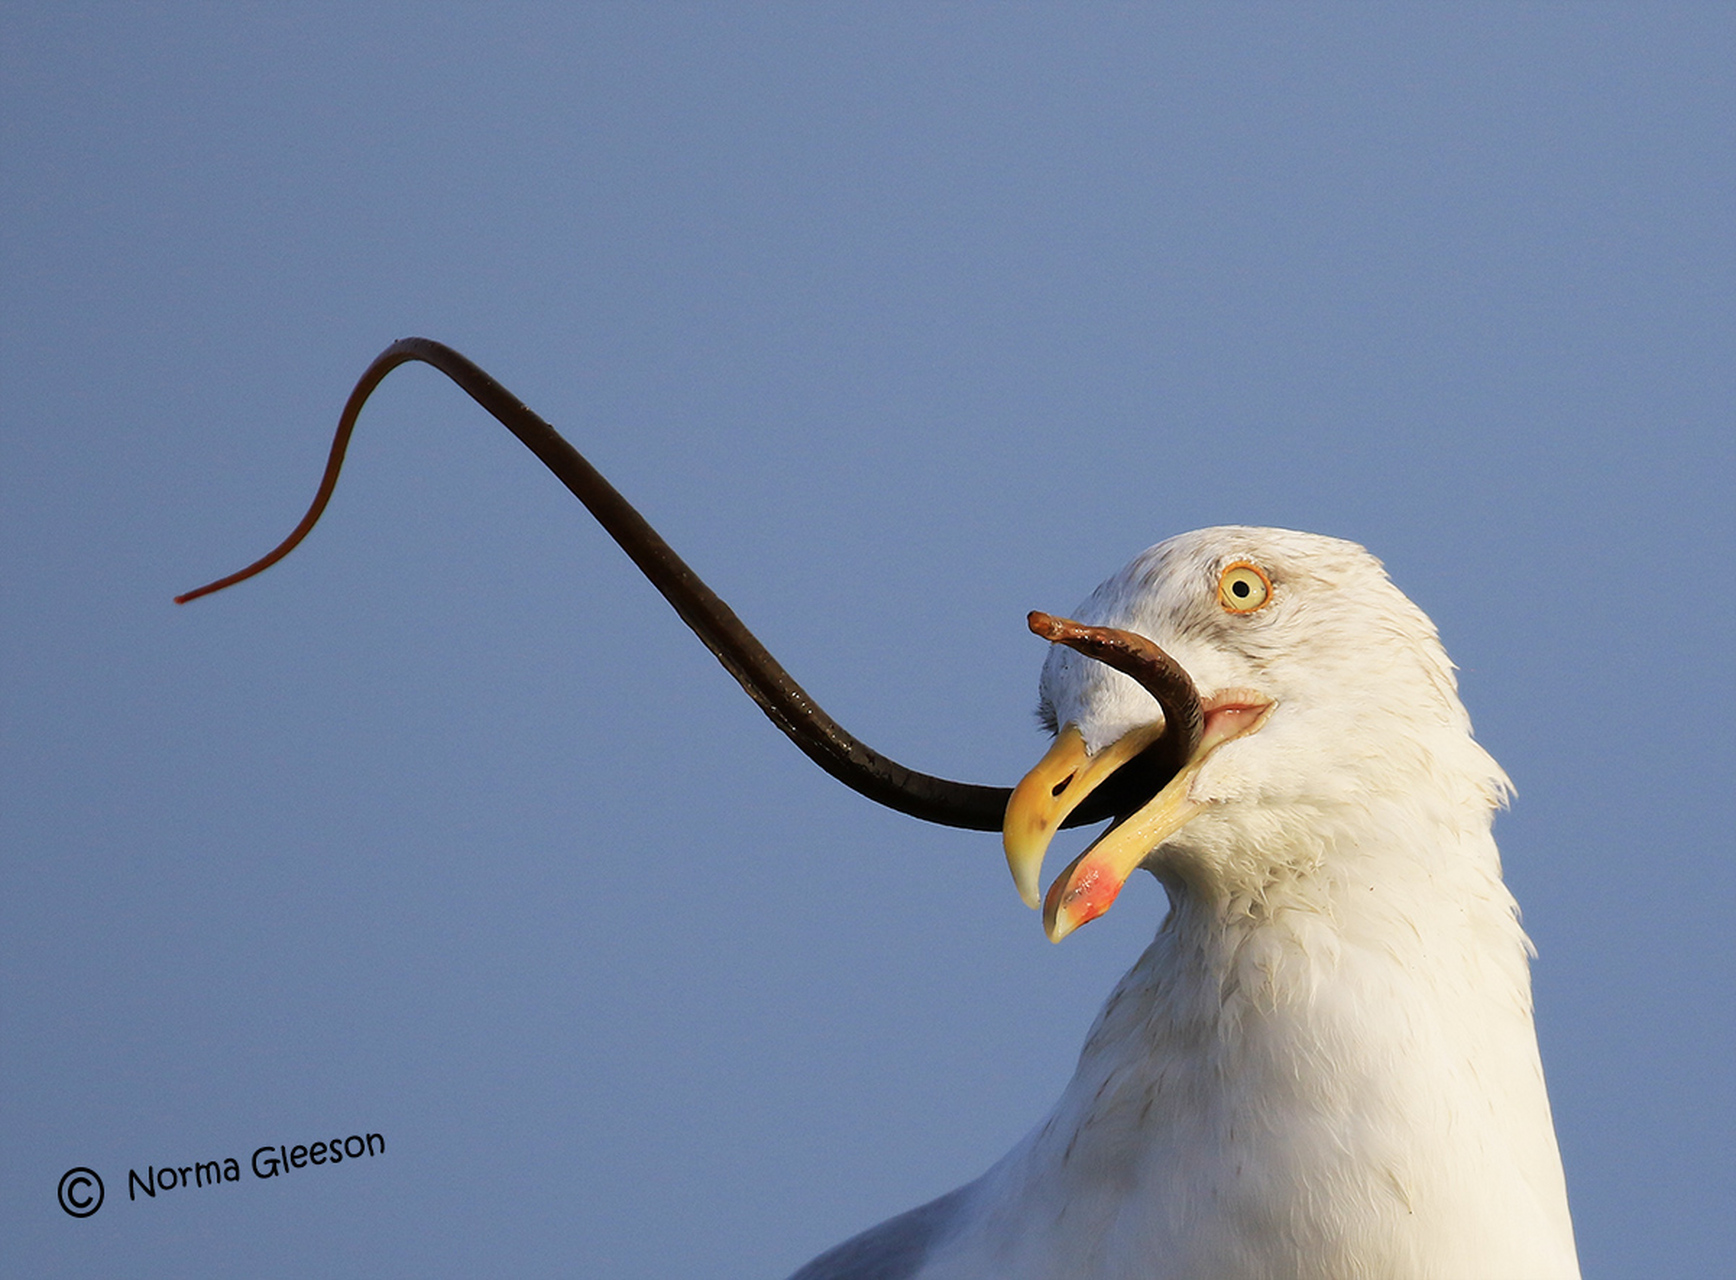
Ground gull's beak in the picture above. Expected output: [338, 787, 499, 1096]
[1003, 699, 1274, 941]
[1002, 722, 1166, 908]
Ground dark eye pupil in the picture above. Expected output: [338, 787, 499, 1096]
[1232, 580, 1250, 597]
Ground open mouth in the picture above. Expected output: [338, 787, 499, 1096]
[1003, 614, 1274, 941]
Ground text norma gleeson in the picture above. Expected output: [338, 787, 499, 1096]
[129, 1133, 384, 1201]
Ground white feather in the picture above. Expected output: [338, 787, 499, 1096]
[794, 527, 1578, 1280]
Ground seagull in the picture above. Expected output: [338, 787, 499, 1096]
[790, 527, 1580, 1280]
[177, 340, 1579, 1280]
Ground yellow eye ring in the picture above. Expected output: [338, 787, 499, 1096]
[1218, 562, 1272, 613]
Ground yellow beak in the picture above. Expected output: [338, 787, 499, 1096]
[1001, 722, 1164, 909]
[1003, 702, 1273, 941]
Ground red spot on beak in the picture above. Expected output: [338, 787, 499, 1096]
[1044, 853, 1126, 934]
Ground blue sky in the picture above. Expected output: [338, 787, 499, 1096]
[3, 6, 1731, 1276]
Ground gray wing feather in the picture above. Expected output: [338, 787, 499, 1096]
[786, 1186, 972, 1280]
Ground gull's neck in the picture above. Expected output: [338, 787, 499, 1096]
[939, 804, 1579, 1280]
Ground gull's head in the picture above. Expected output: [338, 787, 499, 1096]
[1006, 526, 1508, 940]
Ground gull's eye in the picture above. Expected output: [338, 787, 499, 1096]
[1218, 562, 1272, 613]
